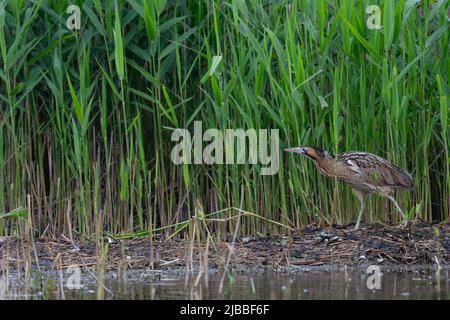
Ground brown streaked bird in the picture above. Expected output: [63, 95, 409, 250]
[285, 146, 413, 230]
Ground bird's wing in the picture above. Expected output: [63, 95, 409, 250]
[338, 152, 413, 190]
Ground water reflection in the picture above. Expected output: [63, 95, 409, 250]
[1, 267, 449, 300]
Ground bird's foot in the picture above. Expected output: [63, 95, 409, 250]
[396, 220, 409, 229]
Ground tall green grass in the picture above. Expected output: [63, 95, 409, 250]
[0, 0, 448, 239]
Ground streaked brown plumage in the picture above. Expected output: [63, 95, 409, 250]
[285, 146, 413, 230]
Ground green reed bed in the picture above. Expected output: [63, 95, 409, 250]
[0, 0, 448, 240]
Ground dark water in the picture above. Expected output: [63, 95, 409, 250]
[1, 267, 449, 300]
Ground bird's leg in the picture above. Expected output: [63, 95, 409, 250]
[386, 195, 408, 228]
[352, 190, 366, 230]
[354, 199, 365, 230]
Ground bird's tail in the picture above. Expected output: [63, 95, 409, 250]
[403, 171, 413, 191]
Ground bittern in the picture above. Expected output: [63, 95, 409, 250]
[285, 146, 413, 230]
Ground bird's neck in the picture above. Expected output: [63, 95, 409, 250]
[314, 158, 339, 178]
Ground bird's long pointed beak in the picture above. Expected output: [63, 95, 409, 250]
[284, 147, 306, 154]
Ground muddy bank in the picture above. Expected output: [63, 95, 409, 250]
[1, 222, 449, 271]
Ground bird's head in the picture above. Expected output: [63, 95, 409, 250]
[284, 146, 334, 161]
